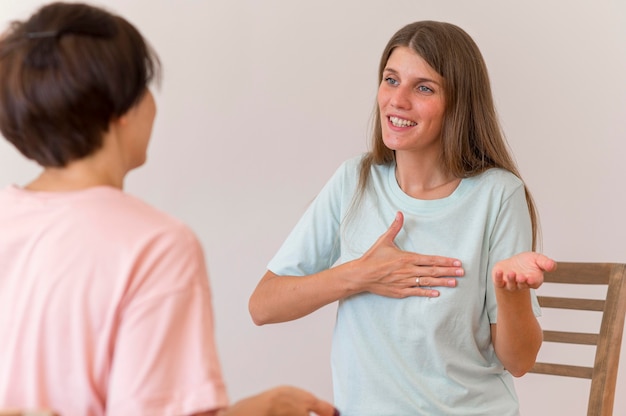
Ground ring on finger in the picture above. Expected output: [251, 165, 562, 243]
[415, 277, 421, 286]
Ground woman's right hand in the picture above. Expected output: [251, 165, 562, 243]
[249, 211, 463, 325]
[354, 211, 464, 298]
[217, 385, 339, 416]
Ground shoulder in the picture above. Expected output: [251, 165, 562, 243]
[97, 191, 208, 296]
[97, 188, 183, 222]
[336, 154, 366, 175]
[471, 168, 525, 193]
[72, 187, 200, 249]
[321, 154, 368, 189]
[332, 153, 393, 181]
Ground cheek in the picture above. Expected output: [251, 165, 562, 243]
[376, 85, 388, 108]
[434, 108, 446, 127]
[377, 95, 390, 126]
[420, 102, 445, 125]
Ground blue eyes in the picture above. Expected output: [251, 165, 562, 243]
[384, 77, 399, 86]
[383, 77, 433, 94]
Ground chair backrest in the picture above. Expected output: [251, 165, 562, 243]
[529, 262, 626, 416]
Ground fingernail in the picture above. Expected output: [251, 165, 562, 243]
[334, 408, 341, 416]
[453, 260, 461, 266]
[455, 269, 464, 276]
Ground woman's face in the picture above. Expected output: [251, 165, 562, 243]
[377, 46, 446, 156]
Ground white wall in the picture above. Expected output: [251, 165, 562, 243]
[1, 0, 624, 414]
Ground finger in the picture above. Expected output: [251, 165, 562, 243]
[412, 276, 458, 288]
[298, 390, 338, 416]
[493, 270, 506, 288]
[414, 254, 462, 268]
[277, 387, 338, 416]
[405, 287, 441, 297]
[382, 211, 404, 244]
[497, 271, 517, 291]
[508, 272, 532, 291]
[516, 272, 543, 289]
[308, 398, 339, 416]
[412, 265, 464, 277]
[506, 278, 517, 291]
[513, 282, 529, 290]
[536, 254, 557, 272]
[368, 212, 404, 250]
[502, 272, 516, 290]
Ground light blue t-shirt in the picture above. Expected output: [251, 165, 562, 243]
[268, 155, 540, 416]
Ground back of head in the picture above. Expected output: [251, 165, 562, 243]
[0, 1, 160, 167]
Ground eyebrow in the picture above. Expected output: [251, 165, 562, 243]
[382, 67, 442, 86]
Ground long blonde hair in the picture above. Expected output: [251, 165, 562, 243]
[357, 21, 539, 249]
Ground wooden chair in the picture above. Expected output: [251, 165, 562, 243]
[529, 262, 626, 416]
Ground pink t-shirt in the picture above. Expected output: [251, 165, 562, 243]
[0, 185, 229, 415]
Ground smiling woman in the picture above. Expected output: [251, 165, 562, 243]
[378, 46, 451, 199]
[249, 20, 556, 416]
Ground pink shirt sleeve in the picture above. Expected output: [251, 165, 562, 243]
[106, 225, 229, 415]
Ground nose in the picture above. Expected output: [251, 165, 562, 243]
[389, 85, 412, 110]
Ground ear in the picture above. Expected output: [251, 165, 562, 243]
[113, 114, 130, 127]
[108, 113, 130, 137]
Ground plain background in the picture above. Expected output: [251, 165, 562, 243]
[1, 0, 624, 414]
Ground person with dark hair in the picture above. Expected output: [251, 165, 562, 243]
[249, 21, 556, 415]
[0, 3, 338, 416]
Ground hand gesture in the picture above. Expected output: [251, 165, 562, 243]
[222, 385, 339, 416]
[492, 252, 557, 291]
[356, 211, 464, 298]
[262, 386, 338, 416]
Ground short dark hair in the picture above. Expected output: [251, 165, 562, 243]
[0, 2, 161, 167]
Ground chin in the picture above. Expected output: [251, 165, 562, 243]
[382, 137, 402, 151]
[130, 156, 147, 170]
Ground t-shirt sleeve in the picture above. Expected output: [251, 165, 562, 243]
[267, 160, 354, 276]
[106, 225, 229, 415]
[486, 183, 542, 323]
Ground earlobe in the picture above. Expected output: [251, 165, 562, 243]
[115, 114, 130, 127]
[107, 115, 127, 138]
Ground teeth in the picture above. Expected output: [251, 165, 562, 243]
[389, 116, 417, 127]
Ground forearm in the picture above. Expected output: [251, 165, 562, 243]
[250, 211, 465, 325]
[249, 261, 362, 325]
[210, 386, 337, 416]
[214, 395, 269, 416]
[193, 395, 271, 416]
[492, 288, 542, 377]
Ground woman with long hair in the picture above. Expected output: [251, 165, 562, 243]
[250, 21, 556, 415]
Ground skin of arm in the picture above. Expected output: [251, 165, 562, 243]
[193, 386, 338, 416]
[249, 212, 464, 325]
[490, 252, 557, 376]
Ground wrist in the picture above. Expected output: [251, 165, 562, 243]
[339, 258, 369, 296]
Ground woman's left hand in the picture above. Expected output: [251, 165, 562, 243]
[492, 252, 557, 291]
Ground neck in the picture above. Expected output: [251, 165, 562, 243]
[26, 151, 126, 193]
[394, 151, 460, 200]
[25, 128, 131, 192]
[26, 167, 123, 192]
